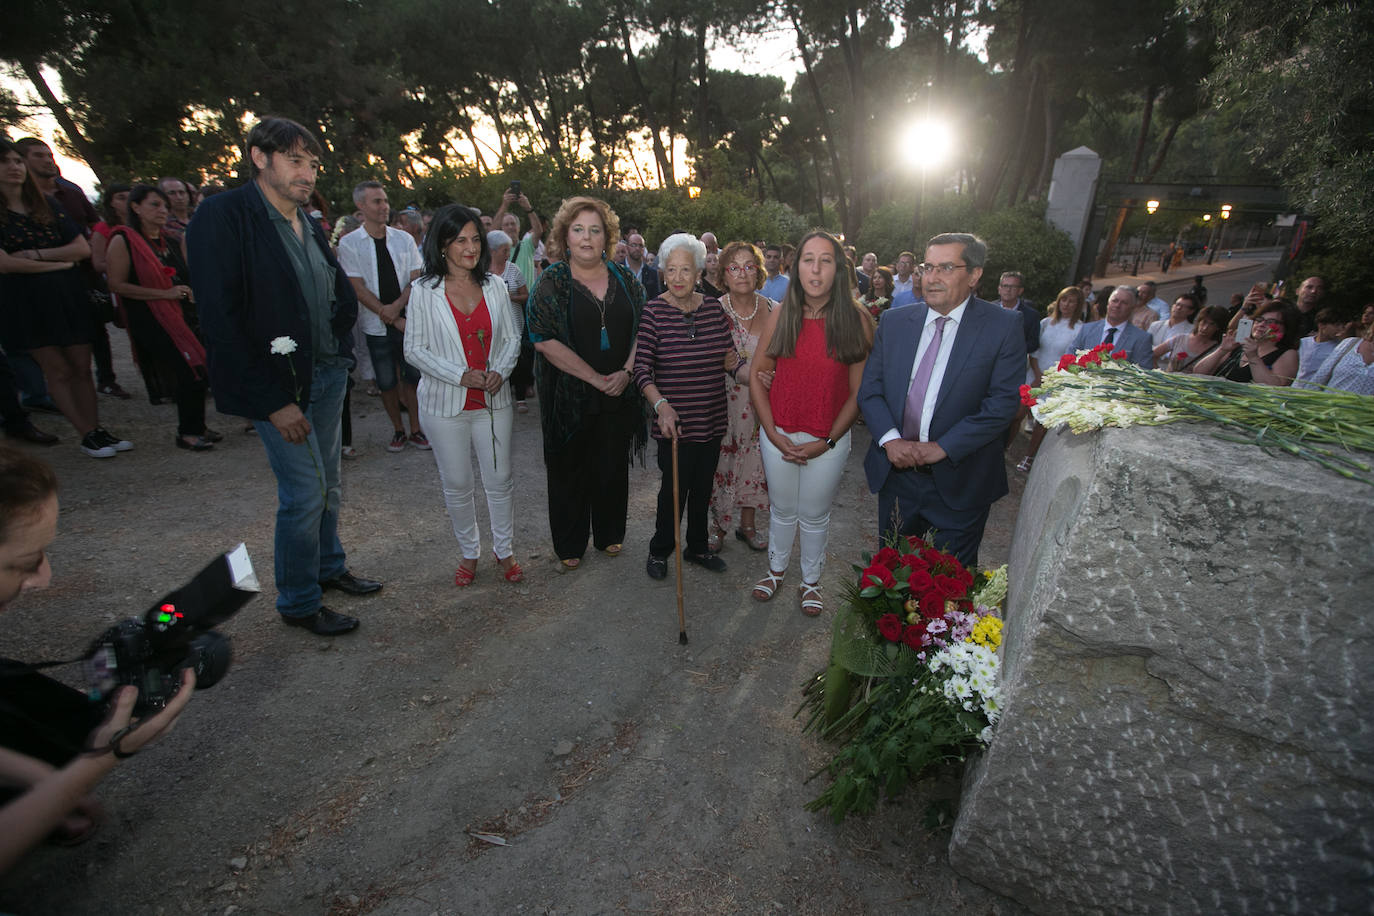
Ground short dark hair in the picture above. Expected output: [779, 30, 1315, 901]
[422, 203, 490, 282]
[764, 244, 781, 256]
[1173, 292, 1199, 316]
[0, 446, 58, 545]
[927, 233, 988, 268]
[125, 184, 170, 237]
[12, 137, 49, 155]
[1314, 307, 1344, 325]
[244, 117, 323, 177]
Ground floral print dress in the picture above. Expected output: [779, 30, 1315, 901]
[711, 296, 772, 532]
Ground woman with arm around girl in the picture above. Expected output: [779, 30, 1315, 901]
[403, 204, 523, 585]
[748, 230, 873, 617]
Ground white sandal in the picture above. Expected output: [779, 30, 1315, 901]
[753, 569, 785, 602]
[799, 582, 824, 617]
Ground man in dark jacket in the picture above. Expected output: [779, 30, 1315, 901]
[188, 117, 380, 637]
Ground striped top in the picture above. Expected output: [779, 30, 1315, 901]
[403, 273, 521, 417]
[634, 296, 733, 442]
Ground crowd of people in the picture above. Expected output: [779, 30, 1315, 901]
[4, 114, 1374, 873]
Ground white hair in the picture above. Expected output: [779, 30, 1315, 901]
[487, 230, 512, 250]
[657, 232, 706, 271]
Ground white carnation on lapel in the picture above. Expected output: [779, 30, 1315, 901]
[270, 336, 298, 356]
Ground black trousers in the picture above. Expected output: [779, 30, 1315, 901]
[545, 409, 636, 560]
[649, 436, 722, 558]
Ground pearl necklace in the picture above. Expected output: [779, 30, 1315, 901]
[725, 292, 760, 324]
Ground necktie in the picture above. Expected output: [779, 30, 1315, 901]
[1104, 326, 1117, 345]
[902, 316, 950, 440]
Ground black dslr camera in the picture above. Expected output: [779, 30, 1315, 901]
[84, 545, 258, 714]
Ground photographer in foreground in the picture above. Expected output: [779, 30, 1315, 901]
[0, 446, 194, 873]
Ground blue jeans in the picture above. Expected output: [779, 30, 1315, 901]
[253, 364, 349, 617]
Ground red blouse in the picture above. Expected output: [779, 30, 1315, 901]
[770, 317, 851, 438]
[447, 294, 492, 411]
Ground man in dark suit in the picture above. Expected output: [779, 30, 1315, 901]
[1071, 285, 1154, 368]
[858, 233, 1026, 567]
[188, 117, 380, 637]
[624, 232, 662, 300]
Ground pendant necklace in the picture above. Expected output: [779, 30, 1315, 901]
[594, 293, 611, 350]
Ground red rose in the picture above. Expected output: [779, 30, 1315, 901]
[920, 589, 946, 618]
[1111, 349, 1127, 361]
[907, 567, 935, 594]
[1056, 354, 1077, 371]
[906, 535, 929, 550]
[955, 566, 974, 589]
[901, 624, 925, 651]
[861, 564, 895, 590]
[872, 547, 900, 569]
[876, 614, 903, 642]
[898, 553, 926, 572]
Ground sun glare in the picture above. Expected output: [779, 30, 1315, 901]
[899, 120, 956, 170]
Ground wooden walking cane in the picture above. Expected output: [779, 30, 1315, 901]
[671, 435, 687, 644]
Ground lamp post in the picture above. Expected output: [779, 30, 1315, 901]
[1207, 204, 1232, 264]
[1133, 199, 1160, 276]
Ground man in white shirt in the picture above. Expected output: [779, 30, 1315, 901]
[892, 251, 918, 296]
[337, 182, 427, 453]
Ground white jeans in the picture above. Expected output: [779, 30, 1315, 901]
[760, 428, 850, 584]
[423, 406, 515, 560]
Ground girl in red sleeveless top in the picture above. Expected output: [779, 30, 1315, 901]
[747, 231, 872, 617]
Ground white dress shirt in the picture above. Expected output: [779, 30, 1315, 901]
[878, 298, 969, 445]
[336, 225, 423, 336]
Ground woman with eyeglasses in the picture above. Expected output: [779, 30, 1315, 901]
[634, 233, 734, 581]
[1192, 300, 1299, 386]
[708, 241, 775, 552]
[748, 230, 872, 617]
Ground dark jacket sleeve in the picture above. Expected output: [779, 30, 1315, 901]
[188, 193, 295, 419]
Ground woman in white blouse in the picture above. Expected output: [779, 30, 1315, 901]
[1018, 286, 1086, 473]
[404, 204, 523, 585]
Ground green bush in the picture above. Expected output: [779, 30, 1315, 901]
[1291, 229, 1374, 316]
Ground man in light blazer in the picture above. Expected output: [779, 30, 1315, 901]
[858, 233, 1026, 567]
[189, 117, 380, 638]
[1071, 285, 1155, 368]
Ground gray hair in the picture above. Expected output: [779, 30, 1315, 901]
[487, 230, 512, 250]
[352, 180, 384, 206]
[657, 232, 706, 271]
[927, 232, 988, 268]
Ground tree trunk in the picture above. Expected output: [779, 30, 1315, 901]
[1033, 88, 1057, 197]
[790, 4, 849, 232]
[615, 12, 674, 186]
[838, 4, 868, 238]
[1094, 86, 1158, 275]
[695, 19, 709, 157]
[513, 80, 567, 176]
[19, 59, 107, 184]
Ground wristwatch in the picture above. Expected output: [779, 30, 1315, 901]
[825, 437, 837, 450]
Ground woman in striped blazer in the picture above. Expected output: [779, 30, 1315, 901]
[404, 204, 523, 585]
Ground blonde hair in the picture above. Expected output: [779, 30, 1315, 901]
[1050, 286, 1085, 327]
[720, 240, 765, 291]
[545, 196, 621, 263]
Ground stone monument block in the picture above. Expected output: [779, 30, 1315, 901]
[1045, 147, 1101, 285]
[949, 426, 1374, 914]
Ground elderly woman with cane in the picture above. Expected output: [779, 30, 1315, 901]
[634, 233, 735, 581]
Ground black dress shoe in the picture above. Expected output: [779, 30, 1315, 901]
[281, 606, 359, 635]
[645, 555, 667, 580]
[320, 571, 383, 595]
[6, 423, 59, 446]
[684, 551, 728, 573]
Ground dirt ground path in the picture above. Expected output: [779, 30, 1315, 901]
[1, 336, 1029, 915]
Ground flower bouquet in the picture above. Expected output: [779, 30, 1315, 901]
[1023, 343, 1374, 484]
[799, 535, 1007, 823]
